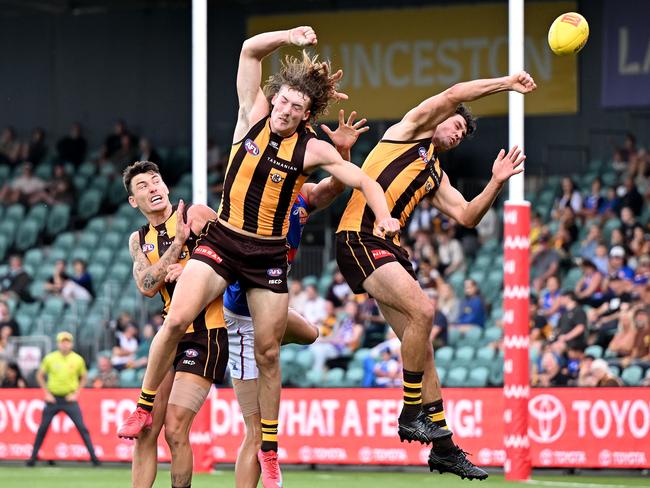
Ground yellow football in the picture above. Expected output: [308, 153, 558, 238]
[548, 12, 589, 56]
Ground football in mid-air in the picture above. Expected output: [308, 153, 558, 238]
[548, 12, 589, 56]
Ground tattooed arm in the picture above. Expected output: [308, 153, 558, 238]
[129, 232, 185, 297]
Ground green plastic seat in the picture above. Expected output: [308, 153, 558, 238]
[106, 263, 132, 284]
[26, 204, 49, 230]
[323, 368, 346, 387]
[89, 174, 110, 194]
[584, 344, 603, 359]
[85, 217, 107, 234]
[445, 366, 468, 387]
[621, 365, 643, 386]
[453, 346, 475, 368]
[345, 367, 364, 386]
[17, 301, 42, 319]
[103, 232, 125, 250]
[24, 248, 44, 269]
[447, 328, 461, 347]
[78, 232, 100, 249]
[295, 349, 314, 370]
[482, 326, 503, 345]
[76, 189, 103, 222]
[349, 347, 372, 369]
[110, 215, 131, 234]
[5, 203, 25, 222]
[87, 263, 107, 284]
[46, 204, 71, 238]
[70, 247, 91, 263]
[562, 267, 583, 291]
[473, 346, 497, 368]
[434, 346, 454, 368]
[117, 295, 137, 316]
[472, 255, 492, 272]
[466, 366, 489, 387]
[15, 219, 40, 252]
[14, 313, 34, 336]
[119, 369, 139, 388]
[43, 297, 66, 318]
[0, 220, 17, 245]
[0, 234, 9, 262]
[436, 367, 447, 385]
[457, 327, 483, 348]
[94, 247, 114, 266]
[489, 360, 504, 386]
[78, 161, 97, 177]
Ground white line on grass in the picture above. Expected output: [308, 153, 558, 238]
[527, 480, 634, 488]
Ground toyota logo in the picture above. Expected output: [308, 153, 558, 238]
[528, 394, 566, 443]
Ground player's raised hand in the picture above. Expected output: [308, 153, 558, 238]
[289, 26, 317, 46]
[492, 145, 525, 184]
[374, 217, 401, 239]
[321, 109, 369, 153]
[328, 69, 349, 101]
[509, 70, 537, 94]
[174, 199, 192, 245]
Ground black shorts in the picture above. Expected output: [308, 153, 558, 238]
[335, 231, 416, 294]
[174, 328, 229, 383]
[191, 220, 289, 293]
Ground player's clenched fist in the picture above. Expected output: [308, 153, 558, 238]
[374, 217, 401, 238]
[288, 26, 317, 46]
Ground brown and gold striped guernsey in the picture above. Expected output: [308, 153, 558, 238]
[218, 116, 315, 237]
[138, 204, 224, 332]
[337, 138, 443, 245]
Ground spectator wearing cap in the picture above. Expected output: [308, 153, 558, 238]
[551, 291, 588, 355]
[27, 332, 100, 467]
[607, 246, 634, 281]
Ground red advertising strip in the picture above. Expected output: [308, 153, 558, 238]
[0, 388, 649, 468]
[503, 202, 532, 479]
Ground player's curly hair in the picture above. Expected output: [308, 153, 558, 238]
[456, 103, 477, 139]
[263, 50, 339, 123]
[122, 160, 161, 195]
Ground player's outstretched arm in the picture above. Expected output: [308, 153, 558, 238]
[306, 140, 400, 237]
[308, 109, 370, 210]
[388, 71, 537, 140]
[432, 145, 525, 228]
[235, 26, 317, 141]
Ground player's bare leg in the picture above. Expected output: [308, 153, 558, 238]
[132, 369, 174, 488]
[118, 260, 227, 439]
[233, 378, 262, 488]
[247, 288, 289, 487]
[282, 309, 319, 345]
[363, 263, 451, 445]
[164, 372, 212, 488]
[377, 298, 488, 480]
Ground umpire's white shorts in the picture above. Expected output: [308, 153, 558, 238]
[225, 308, 258, 381]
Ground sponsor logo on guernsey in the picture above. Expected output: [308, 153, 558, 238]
[268, 279, 283, 285]
[142, 243, 155, 253]
[418, 146, 429, 162]
[371, 249, 394, 260]
[244, 138, 260, 156]
[270, 173, 283, 183]
[425, 180, 433, 192]
[185, 349, 199, 358]
[194, 246, 222, 263]
[158, 229, 167, 237]
[267, 268, 283, 277]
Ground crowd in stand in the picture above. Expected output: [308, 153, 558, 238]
[0, 124, 648, 389]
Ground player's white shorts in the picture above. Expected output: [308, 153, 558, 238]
[224, 308, 258, 381]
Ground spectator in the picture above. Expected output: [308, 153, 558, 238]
[113, 311, 137, 333]
[358, 296, 387, 347]
[574, 259, 605, 307]
[0, 162, 47, 205]
[628, 226, 647, 259]
[89, 355, 120, 388]
[437, 282, 460, 323]
[1, 362, 27, 388]
[605, 308, 637, 359]
[111, 324, 139, 371]
[111, 133, 138, 171]
[427, 288, 448, 348]
[325, 270, 351, 308]
[529, 297, 551, 352]
[302, 284, 328, 327]
[551, 291, 588, 355]
[529, 211, 544, 254]
[453, 279, 486, 330]
[592, 243, 610, 275]
[601, 186, 621, 217]
[581, 177, 604, 219]
[436, 228, 465, 277]
[608, 246, 634, 281]
[476, 206, 499, 244]
[66, 259, 94, 301]
[105, 119, 131, 158]
[309, 300, 364, 373]
[452, 221, 480, 261]
[533, 349, 569, 386]
[417, 259, 439, 289]
[0, 300, 21, 337]
[620, 206, 641, 242]
[0, 126, 21, 165]
[43, 259, 68, 295]
[552, 177, 582, 218]
[578, 225, 602, 262]
[412, 230, 436, 264]
[288, 279, 307, 315]
[407, 198, 435, 237]
[56, 123, 87, 166]
[0, 254, 33, 302]
[539, 275, 561, 327]
[625, 308, 650, 367]
[130, 323, 156, 369]
[531, 233, 560, 293]
[21, 128, 47, 165]
[576, 354, 596, 387]
[28, 163, 74, 206]
[586, 358, 623, 387]
[138, 138, 162, 165]
[588, 275, 634, 349]
[618, 176, 643, 216]
[372, 347, 402, 387]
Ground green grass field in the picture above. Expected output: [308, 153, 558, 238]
[1, 466, 648, 488]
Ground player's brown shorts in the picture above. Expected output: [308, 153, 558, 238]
[174, 328, 229, 383]
[191, 220, 289, 293]
[335, 231, 416, 294]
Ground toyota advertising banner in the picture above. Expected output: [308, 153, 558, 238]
[0, 388, 649, 468]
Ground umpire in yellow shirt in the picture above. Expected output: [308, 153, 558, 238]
[27, 331, 101, 466]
